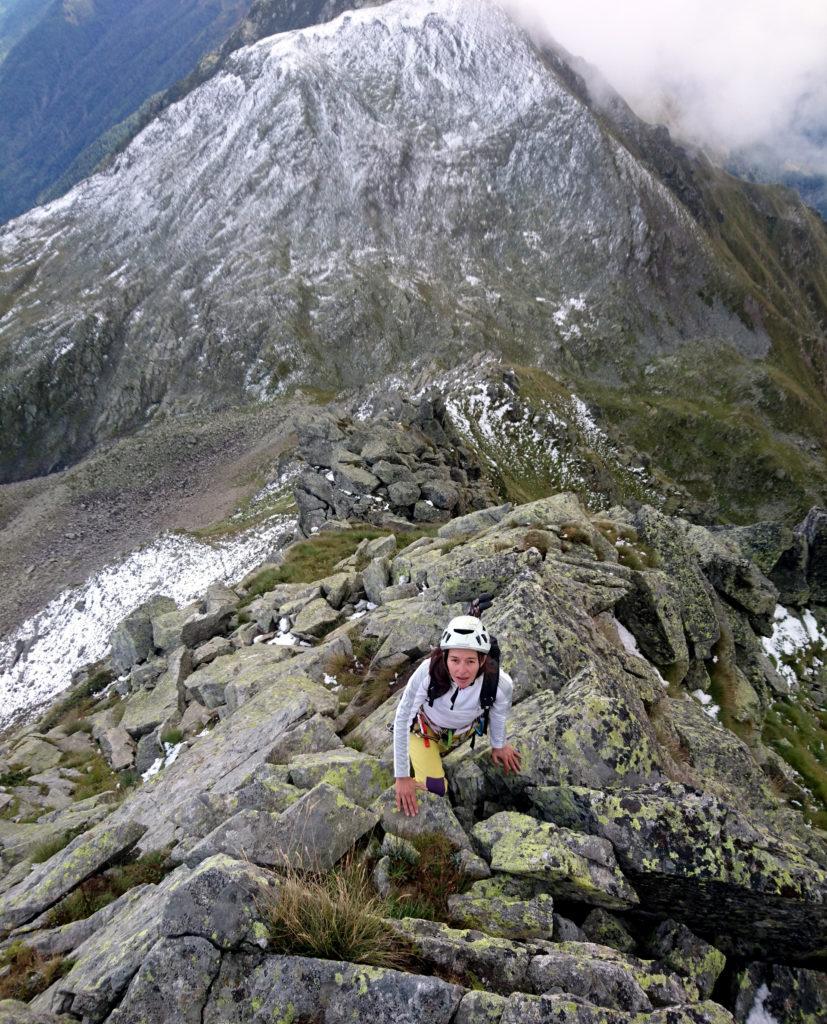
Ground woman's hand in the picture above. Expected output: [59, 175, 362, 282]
[395, 777, 420, 816]
[491, 744, 522, 774]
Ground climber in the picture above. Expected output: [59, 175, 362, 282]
[393, 612, 521, 816]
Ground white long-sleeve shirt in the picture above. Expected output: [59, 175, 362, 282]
[393, 658, 514, 778]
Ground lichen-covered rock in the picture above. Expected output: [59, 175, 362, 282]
[615, 570, 689, 679]
[110, 596, 176, 674]
[203, 952, 464, 1024]
[454, 990, 509, 1024]
[293, 596, 342, 637]
[0, 1001, 72, 1024]
[731, 960, 827, 1024]
[526, 949, 653, 1012]
[202, 782, 379, 871]
[104, 935, 220, 1024]
[499, 993, 735, 1024]
[646, 919, 725, 1000]
[387, 917, 532, 993]
[0, 794, 114, 868]
[362, 556, 391, 605]
[96, 725, 136, 771]
[267, 714, 343, 763]
[530, 782, 827, 960]
[9, 736, 62, 773]
[120, 667, 179, 739]
[472, 811, 638, 910]
[373, 787, 472, 850]
[287, 748, 392, 806]
[448, 875, 555, 940]
[0, 819, 146, 930]
[581, 909, 637, 953]
[437, 503, 512, 539]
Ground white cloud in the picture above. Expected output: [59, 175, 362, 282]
[501, 0, 827, 174]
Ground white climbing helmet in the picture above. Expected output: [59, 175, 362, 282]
[440, 615, 491, 653]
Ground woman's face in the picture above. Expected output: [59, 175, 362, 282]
[445, 649, 484, 687]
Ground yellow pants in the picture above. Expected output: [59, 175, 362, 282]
[409, 729, 471, 797]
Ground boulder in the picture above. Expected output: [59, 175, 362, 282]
[646, 919, 726, 1000]
[526, 950, 653, 1012]
[388, 480, 421, 505]
[9, 736, 62, 774]
[0, 1001, 72, 1024]
[731, 960, 827, 1024]
[292, 597, 341, 637]
[134, 730, 163, 775]
[287, 748, 392, 806]
[448, 875, 555, 941]
[110, 596, 175, 674]
[436, 502, 512, 539]
[104, 936, 220, 1024]
[581, 909, 637, 953]
[387, 918, 531, 993]
[191, 636, 234, 669]
[266, 714, 343, 763]
[615, 570, 689, 679]
[97, 726, 136, 771]
[0, 819, 146, 930]
[530, 782, 827, 960]
[191, 782, 378, 871]
[362, 556, 391, 605]
[203, 953, 464, 1024]
[373, 787, 472, 850]
[472, 811, 639, 910]
[120, 668, 179, 739]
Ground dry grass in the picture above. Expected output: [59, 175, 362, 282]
[0, 942, 73, 1002]
[259, 858, 415, 970]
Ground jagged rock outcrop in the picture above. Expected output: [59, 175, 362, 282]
[1, 491, 825, 1020]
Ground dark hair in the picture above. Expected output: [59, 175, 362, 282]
[427, 647, 487, 700]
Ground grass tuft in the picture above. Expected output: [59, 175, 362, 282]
[385, 833, 465, 922]
[45, 850, 174, 927]
[0, 942, 73, 1002]
[260, 857, 415, 970]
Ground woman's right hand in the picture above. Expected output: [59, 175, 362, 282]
[395, 777, 419, 817]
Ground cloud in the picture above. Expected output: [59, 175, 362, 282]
[500, 0, 827, 174]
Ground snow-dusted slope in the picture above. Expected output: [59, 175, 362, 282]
[0, 0, 762, 482]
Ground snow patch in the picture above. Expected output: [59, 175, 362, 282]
[746, 984, 780, 1024]
[0, 517, 294, 727]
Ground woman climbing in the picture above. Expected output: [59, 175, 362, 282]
[393, 610, 522, 816]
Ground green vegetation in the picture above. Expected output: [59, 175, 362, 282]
[763, 692, 827, 830]
[38, 668, 113, 733]
[59, 749, 137, 802]
[0, 764, 31, 787]
[0, 941, 73, 1002]
[385, 834, 465, 922]
[30, 825, 87, 864]
[45, 850, 174, 927]
[260, 858, 414, 969]
[240, 527, 435, 606]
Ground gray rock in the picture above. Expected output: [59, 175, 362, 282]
[180, 605, 235, 649]
[373, 459, 415, 484]
[204, 581, 240, 614]
[526, 950, 652, 1012]
[379, 582, 420, 603]
[105, 935, 220, 1024]
[134, 730, 163, 775]
[110, 596, 176, 674]
[191, 635, 234, 669]
[287, 748, 393, 806]
[319, 571, 361, 609]
[615, 570, 689, 678]
[203, 952, 464, 1024]
[364, 534, 398, 559]
[472, 811, 639, 910]
[129, 657, 165, 691]
[334, 462, 380, 494]
[266, 714, 343, 763]
[373, 787, 471, 850]
[0, 819, 146, 930]
[0, 1001, 72, 1023]
[388, 480, 422, 505]
[292, 596, 341, 637]
[152, 604, 196, 652]
[421, 479, 460, 510]
[97, 726, 136, 771]
[581, 908, 637, 953]
[553, 914, 587, 942]
[448, 875, 555, 941]
[732, 960, 827, 1024]
[437, 502, 512, 539]
[362, 556, 391, 604]
[9, 736, 62, 773]
[454, 991, 509, 1024]
[388, 917, 531, 993]
[646, 919, 725, 1000]
[120, 668, 179, 739]
[184, 669, 229, 709]
[414, 499, 447, 523]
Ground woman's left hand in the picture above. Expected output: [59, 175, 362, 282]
[491, 744, 522, 773]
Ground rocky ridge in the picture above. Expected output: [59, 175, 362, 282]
[0, 481, 825, 1022]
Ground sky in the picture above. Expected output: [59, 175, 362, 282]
[501, 0, 827, 176]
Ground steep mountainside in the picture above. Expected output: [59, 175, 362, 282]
[0, 0, 825, 524]
[0, 0, 51, 63]
[0, 0, 253, 224]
